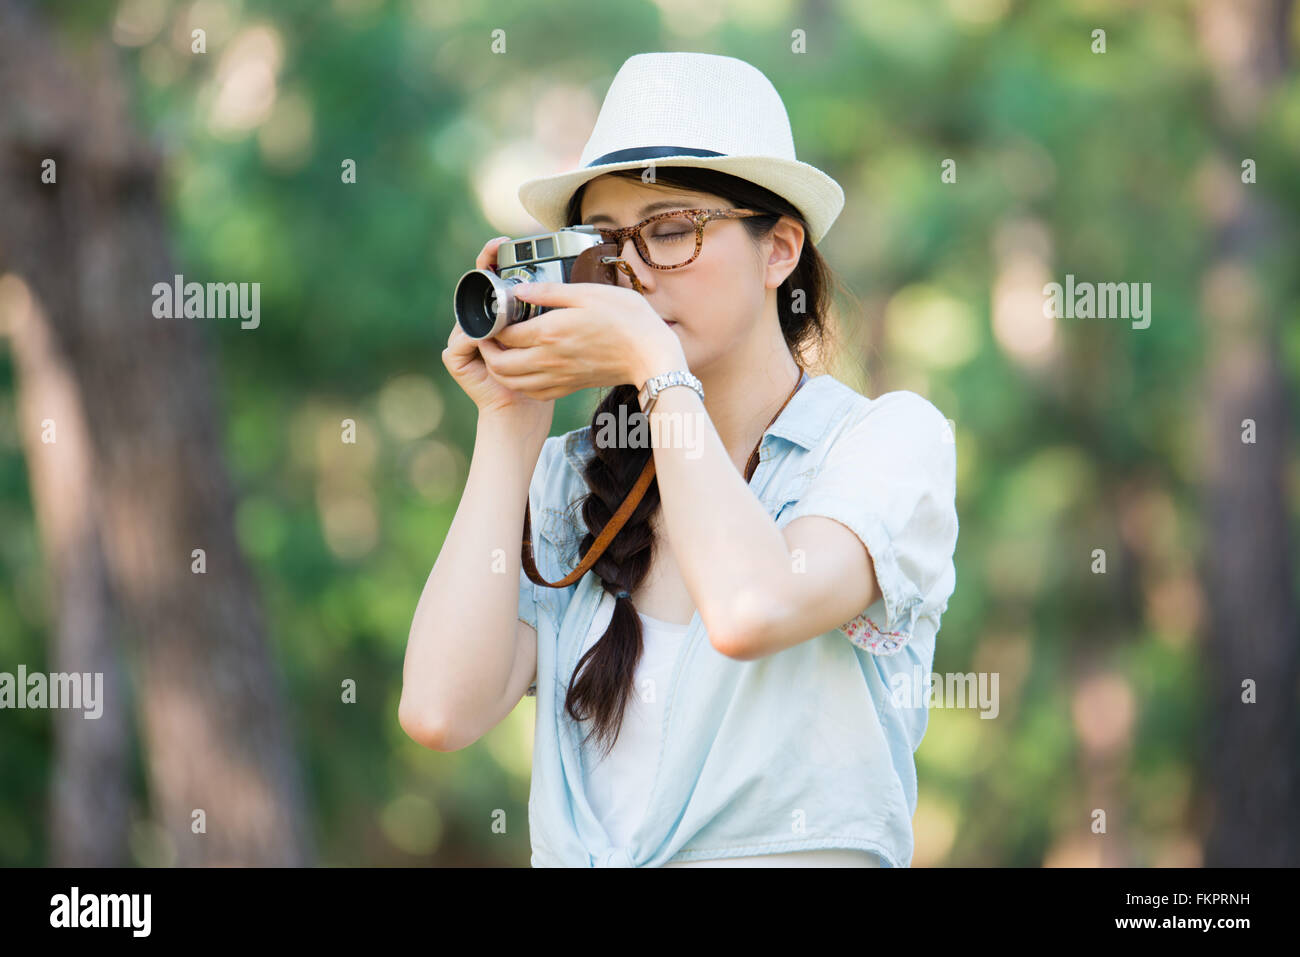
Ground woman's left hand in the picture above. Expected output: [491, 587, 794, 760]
[477, 282, 686, 401]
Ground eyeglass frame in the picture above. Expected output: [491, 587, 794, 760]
[591, 207, 772, 271]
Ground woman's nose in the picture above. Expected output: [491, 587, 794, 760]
[618, 238, 652, 292]
[605, 257, 646, 295]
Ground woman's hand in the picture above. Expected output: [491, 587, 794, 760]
[478, 281, 687, 401]
[442, 237, 555, 435]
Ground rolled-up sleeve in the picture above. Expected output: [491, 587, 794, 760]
[780, 391, 958, 657]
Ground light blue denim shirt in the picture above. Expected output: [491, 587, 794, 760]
[516, 373, 958, 867]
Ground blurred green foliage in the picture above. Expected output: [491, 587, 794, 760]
[1, 0, 1297, 866]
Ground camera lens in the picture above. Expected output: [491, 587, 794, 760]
[454, 270, 508, 339]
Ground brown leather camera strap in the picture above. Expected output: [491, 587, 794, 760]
[521, 367, 808, 589]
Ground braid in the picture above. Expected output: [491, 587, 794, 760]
[563, 383, 660, 760]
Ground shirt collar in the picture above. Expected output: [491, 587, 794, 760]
[759, 372, 844, 451]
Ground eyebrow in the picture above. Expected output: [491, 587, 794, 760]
[582, 199, 698, 226]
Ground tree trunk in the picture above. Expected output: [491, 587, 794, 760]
[5, 275, 131, 866]
[0, 0, 311, 866]
[1194, 0, 1300, 866]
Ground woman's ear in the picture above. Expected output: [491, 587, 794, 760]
[764, 216, 805, 289]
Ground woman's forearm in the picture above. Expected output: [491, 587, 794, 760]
[633, 345, 798, 658]
[400, 414, 547, 741]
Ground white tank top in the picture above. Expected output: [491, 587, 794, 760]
[577, 592, 881, 868]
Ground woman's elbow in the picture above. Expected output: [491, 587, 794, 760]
[704, 590, 779, 661]
[398, 694, 457, 751]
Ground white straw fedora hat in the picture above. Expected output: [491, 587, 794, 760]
[517, 52, 845, 245]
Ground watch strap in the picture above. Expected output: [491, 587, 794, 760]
[639, 369, 703, 413]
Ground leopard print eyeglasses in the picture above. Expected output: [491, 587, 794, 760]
[592, 207, 770, 271]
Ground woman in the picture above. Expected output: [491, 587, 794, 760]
[402, 52, 959, 867]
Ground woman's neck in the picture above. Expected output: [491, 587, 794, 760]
[697, 331, 803, 474]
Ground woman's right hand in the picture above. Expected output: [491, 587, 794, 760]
[443, 237, 555, 433]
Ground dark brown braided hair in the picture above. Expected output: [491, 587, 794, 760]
[557, 165, 840, 759]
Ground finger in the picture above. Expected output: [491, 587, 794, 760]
[511, 281, 587, 309]
[493, 312, 558, 349]
[479, 334, 546, 371]
[476, 334, 518, 372]
[475, 236, 512, 272]
[483, 366, 568, 397]
[481, 338, 550, 376]
[476, 342, 551, 394]
[445, 322, 479, 356]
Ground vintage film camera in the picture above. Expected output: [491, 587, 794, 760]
[453, 226, 630, 340]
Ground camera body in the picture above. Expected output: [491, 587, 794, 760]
[453, 225, 621, 339]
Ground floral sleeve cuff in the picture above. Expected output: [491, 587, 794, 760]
[784, 497, 927, 656]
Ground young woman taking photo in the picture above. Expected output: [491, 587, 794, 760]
[402, 52, 959, 868]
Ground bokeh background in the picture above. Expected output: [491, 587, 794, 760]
[0, 0, 1297, 867]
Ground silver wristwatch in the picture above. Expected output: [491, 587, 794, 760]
[638, 369, 704, 413]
